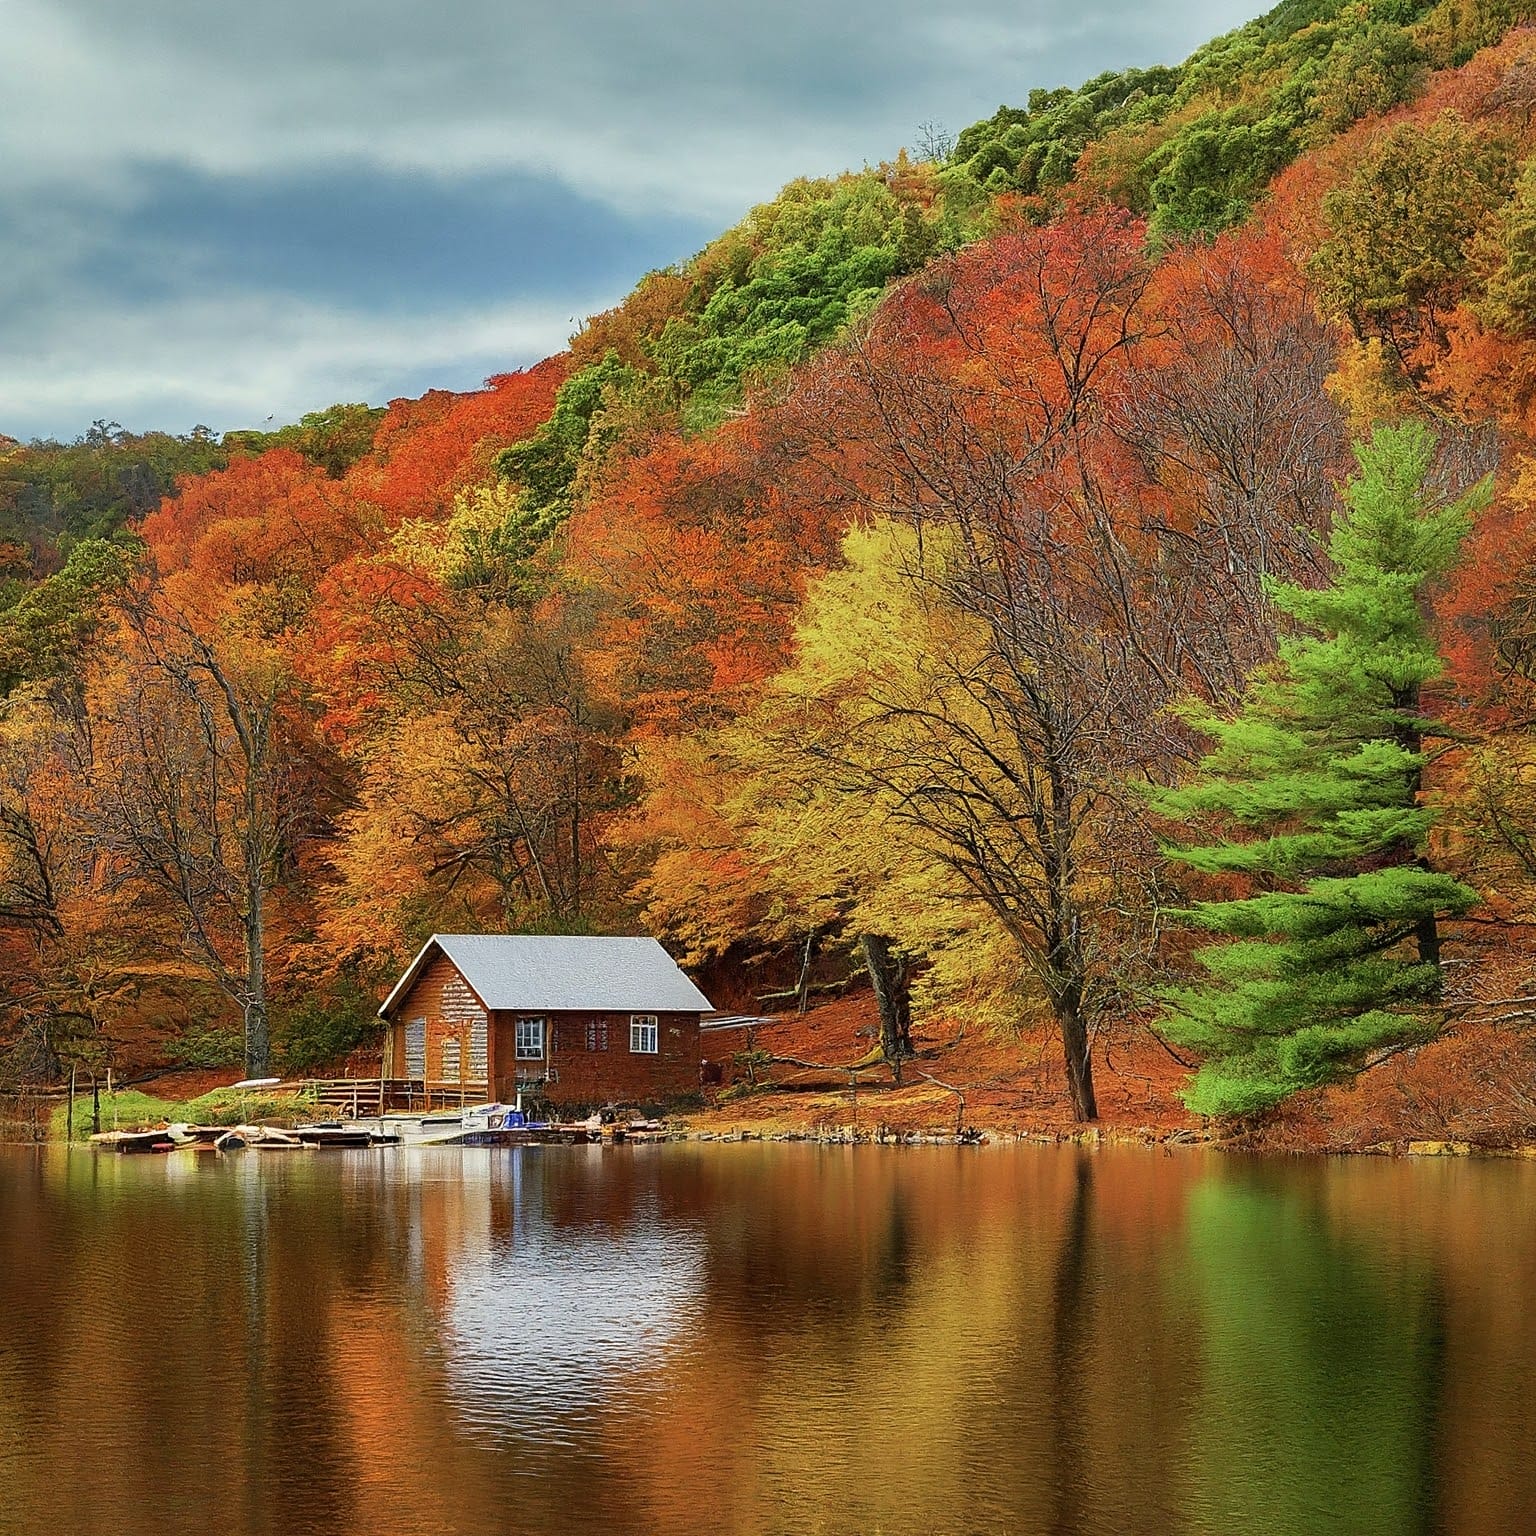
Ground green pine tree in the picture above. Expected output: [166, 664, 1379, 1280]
[1154, 422, 1488, 1117]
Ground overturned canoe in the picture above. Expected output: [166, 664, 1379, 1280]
[295, 1124, 379, 1148]
[89, 1129, 176, 1154]
[215, 1125, 304, 1151]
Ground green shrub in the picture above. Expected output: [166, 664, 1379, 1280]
[273, 982, 382, 1074]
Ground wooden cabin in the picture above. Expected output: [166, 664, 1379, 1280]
[377, 934, 713, 1109]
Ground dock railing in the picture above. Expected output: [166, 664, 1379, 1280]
[297, 1079, 491, 1117]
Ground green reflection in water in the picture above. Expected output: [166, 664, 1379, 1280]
[1181, 1167, 1443, 1536]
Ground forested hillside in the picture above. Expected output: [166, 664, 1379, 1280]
[10, 0, 1536, 1139]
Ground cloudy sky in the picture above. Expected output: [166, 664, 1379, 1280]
[3, 0, 1261, 442]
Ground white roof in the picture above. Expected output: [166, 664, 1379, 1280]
[379, 934, 713, 1018]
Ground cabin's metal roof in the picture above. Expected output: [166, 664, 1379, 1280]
[378, 934, 713, 1018]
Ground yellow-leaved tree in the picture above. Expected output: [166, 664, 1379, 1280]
[722, 519, 1161, 1117]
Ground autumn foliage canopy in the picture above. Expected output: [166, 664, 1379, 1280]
[9, 0, 1536, 1128]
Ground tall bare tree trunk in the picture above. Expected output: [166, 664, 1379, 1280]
[244, 907, 270, 1077]
[794, 929, 817, 1015]
[1046, 887, 1098, 1122]
[1054, 987, 1098, 1124]
[860, 932, 913, 1081]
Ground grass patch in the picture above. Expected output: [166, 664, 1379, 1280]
[51, 1085, 318, 1142]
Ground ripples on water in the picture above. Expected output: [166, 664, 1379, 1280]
[0, 1143, 1533, 1536]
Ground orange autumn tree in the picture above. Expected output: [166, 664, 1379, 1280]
[82, 451, 359, 1073]
[322, 589, 626, 964]
[314, 484, 630, 972]
[296, 369, 570, 752]
[1430, 450, 1536, 982]
[0, 684, 97, 1082]
[1113, 228, 1346, 697]
[342, 359, 568, 528]
[565, 391, 856, 984]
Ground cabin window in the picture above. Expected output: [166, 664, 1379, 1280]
[585, 1020, 609, 1052]
[515, 1017, 546, 1060]
[405, 1018, 426, 1081]
[630, 1014, 659, 1054]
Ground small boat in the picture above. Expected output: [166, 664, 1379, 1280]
[165, 1123, 227, 1146]
[349, 1102, 526, 1146]
[89, 1129, 176, 1154]
[294, 1123, 380, 1149]
[335, 1101, 597, 1146]
[214, 1125, 304, 1151]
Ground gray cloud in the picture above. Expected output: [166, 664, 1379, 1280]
[0, 289, 590, 436]
[1, 0, 1261, 438]
[6, 0, 1257, 214]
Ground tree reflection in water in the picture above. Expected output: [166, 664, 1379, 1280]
[0, 1146, 1532, 1535]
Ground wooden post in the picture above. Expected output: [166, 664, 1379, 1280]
[67, 1064, 76, 1143]
[107, 1066, 116, 1130]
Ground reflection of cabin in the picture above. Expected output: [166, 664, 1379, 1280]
[377, 934, 712, 1109]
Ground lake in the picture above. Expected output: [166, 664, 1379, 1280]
[0, 1143, 1532, 1536]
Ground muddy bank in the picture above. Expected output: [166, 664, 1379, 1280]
[686, 995, 1536, 1158]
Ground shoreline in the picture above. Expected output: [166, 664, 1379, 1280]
[5, 1117, 1536, 1158]
[669, 1119, 1536, 1158]
[7, 991, 1535, 1159]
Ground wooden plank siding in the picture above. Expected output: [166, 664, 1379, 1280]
[491, 1010, 701, 1107]
[385, 951, 491, 1095]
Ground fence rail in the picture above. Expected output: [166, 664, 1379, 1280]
[297, 1078, 492, 1116]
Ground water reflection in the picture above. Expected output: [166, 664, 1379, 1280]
[1181, 1170, 1443, 1535]
[0, 1145, 1533, 1535]
[446, 1149, 707, 1431]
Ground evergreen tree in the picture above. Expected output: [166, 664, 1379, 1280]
[1154, 422, 1487, 1116]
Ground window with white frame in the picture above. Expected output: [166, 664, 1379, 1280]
[515, 1017, 546, 1060]
[630, 1014, 659, 1054]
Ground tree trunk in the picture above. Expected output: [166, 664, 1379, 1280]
[245, 997, 271, 1078]
[244, 888, 270, 1077]
[1416, 910, 1442, 977]
[1396, 688, 1445, 982]
[1047, 906, 1098, 1120]
[1045, 811, 1098, 1122]
[1055, 987, 1099, 1124]
[794, 930, 817, 1016]
[860, 932, 913, 1082]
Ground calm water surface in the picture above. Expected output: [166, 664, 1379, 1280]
[1, 1143, 1533, 1536]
